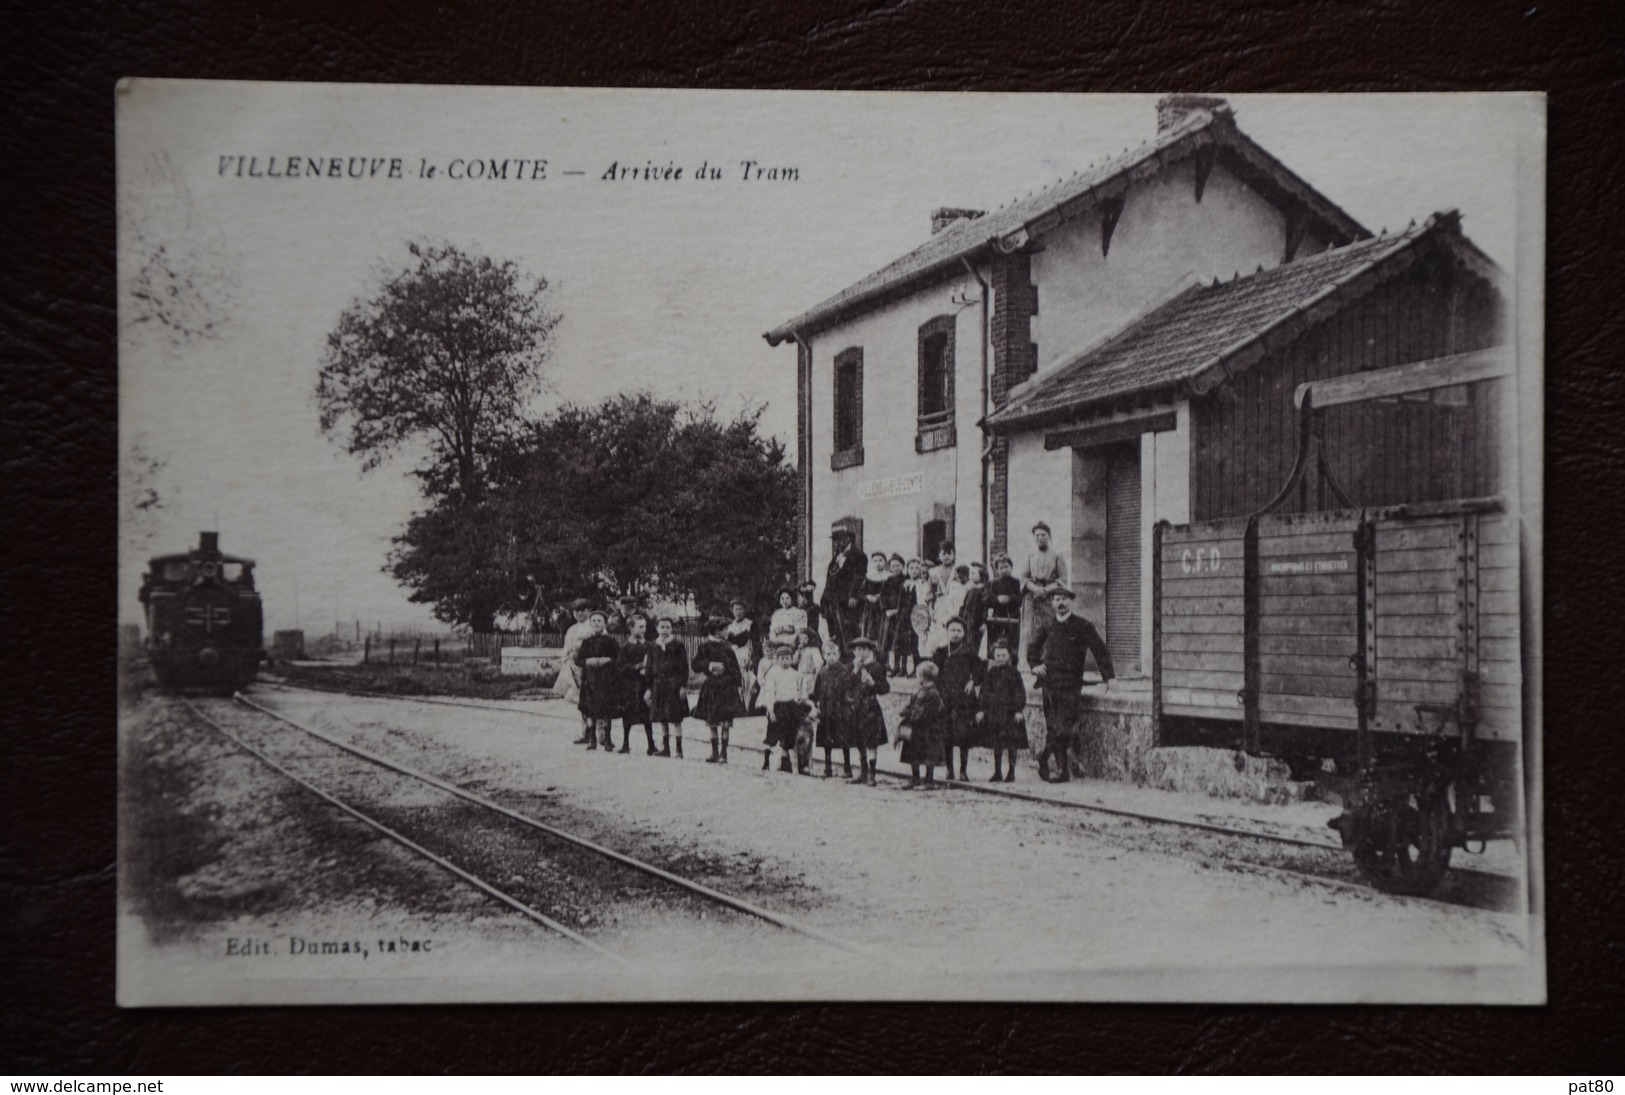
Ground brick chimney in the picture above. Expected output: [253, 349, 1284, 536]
[1155, 94, 1231, 133]
[931, 207, 986, 235]
[199, 531, 219, 554]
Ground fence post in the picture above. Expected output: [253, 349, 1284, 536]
[389, 639, 395, 665]
[413, 638, 421, 665]
[363, 636, 370, 665]
[433, 638, 440, 666]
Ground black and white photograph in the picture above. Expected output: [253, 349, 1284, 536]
[116, 81, 1544, 1005]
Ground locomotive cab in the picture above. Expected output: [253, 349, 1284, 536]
[141, 531, 264, 692]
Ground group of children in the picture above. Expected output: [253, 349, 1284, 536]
[558, 584, 1035, 790]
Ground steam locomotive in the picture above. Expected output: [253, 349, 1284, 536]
[139, 531, 264, 691]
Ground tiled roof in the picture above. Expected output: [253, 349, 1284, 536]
[764, 103, 1369, 346]
[984, 213, 1490, 431]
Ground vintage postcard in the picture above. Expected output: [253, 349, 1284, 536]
[117, 81, 1545, 1004]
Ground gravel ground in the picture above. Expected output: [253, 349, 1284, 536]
[118, 683, 1542, 1003]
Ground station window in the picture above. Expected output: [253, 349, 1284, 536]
[831, 347, 864, 470]
[918, 316, 955, 422]
[917, 315, 956, 454]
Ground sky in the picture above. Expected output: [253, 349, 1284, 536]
[116, 83, 1540, 634]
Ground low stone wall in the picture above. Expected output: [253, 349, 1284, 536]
[501, 647, 558, 677]
[1143, 746, 1323, 803]
[1029, 690, 1156, 783]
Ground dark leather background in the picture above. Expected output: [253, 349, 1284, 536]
[4, 0, 1622, 1074]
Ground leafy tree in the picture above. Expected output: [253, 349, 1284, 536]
[386, 495, 521, 635]
[317, 241, 558, 498]
[387, 395, 798, 630]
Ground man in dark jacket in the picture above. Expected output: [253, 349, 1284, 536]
[1026, 583, 1115, 782]
[820, 527, 867, 656]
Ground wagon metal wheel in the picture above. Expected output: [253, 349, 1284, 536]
[1349, 787, 1454, 896]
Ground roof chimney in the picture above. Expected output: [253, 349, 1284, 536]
[931, 207, 986, 235]
[1155, 94, 1231, 133]
[198, 531, 219, 554]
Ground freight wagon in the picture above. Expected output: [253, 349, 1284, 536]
[1151, 350, 1526, 895]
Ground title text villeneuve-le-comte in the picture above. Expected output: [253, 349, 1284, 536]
[215, 155, 799, 182]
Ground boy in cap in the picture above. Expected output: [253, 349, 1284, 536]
[757, 642, 808, 773]
[1026, 584, 1114, 782]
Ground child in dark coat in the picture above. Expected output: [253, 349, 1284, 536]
[848, 637, 890, 786]
[976, 638, 1029, 781]
[575, 609, 620, 752]
[897, 661, 950, 788]
[616, 613, 656, 754]
[891, 559, 923, 677]
[810, 638, 858, 779]
[648, 616, 690, 758]
[932, 617, 987, 782]
[693, 616, 745, 763]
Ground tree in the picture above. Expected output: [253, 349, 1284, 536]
[386, 395, 799, 630]
[317, 242, 558, 498]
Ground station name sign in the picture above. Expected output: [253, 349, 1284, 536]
[860, 473, 924, 500]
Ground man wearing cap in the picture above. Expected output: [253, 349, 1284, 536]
[1026, 583, 1114, 782]
[1021, 522, 1069, 665]
[606, 593, 640, 638]
[820, 526, 867, 655]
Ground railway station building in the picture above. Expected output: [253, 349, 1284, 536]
[764, 96, 1511, 779]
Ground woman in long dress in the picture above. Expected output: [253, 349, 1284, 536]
[860, 551, 890, 642]
[723, 598, 757, 712]
[558, 599, 594, 742]
[928, 560, 968, 656]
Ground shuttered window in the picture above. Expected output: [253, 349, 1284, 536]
[1105, 444, 1141, 673]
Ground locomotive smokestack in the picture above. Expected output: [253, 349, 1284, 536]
[199, 531, 219, 554]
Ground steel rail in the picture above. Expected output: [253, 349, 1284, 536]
[257, 678, 1346, 850]
[179, 698, 627, 964]
[255, 678, 1513, 893]
[234, 692, 863, 954]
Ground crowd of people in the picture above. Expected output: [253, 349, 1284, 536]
[555, 522, 1116, 788]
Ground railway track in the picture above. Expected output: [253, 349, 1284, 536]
[253, 677, 1522, 912]
[181, 693, 862, 964]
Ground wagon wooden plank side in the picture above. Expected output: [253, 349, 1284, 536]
[1157, 520, 1248, 721]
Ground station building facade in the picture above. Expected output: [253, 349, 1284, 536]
[765, 96, 1506, 689]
